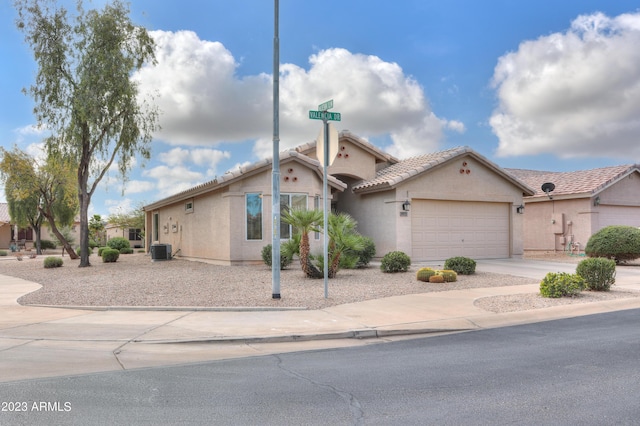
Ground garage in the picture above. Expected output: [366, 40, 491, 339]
[412, 200, 510, 261]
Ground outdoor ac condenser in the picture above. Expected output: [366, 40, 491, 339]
[151, 244, 172, 261]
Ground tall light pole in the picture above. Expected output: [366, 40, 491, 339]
[271, 0, 281, 299]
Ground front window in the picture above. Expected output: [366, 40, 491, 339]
[246, 193, 263, 240]
[280, 193, 308, 239]
[129, 228, 142, 241]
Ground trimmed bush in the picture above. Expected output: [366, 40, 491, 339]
[585, 225, 640, 263]
[416, 267, 436, 282]
[438, 269, 458, 282]
[0, 250, 7, 256]
[540, 272, 585, 298]
[429, 274, 445, 283]
[40, 239, 56, 250]
[76, 246, 93, 256]
[97, 247, 108, 257]
[43, 256, 63, 268]
[101, 248, 120, 263]
[119, 247, 134, 254]
[576, 257, 616, 291]
[444, 256, 476, 275]
[261, 244, 293, 270]
[380, 251, 411, 273]
[106, 237, 131, 252]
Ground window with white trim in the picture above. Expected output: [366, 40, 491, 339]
[280, 193, 308, 239]
[246, 193, 263, 240]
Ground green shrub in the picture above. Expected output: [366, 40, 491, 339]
[354, 236, 376, 268]
[576, 257, 616, 291]
[429, 274, 445, 283]
[43, 256, 63, 268]
[380, 251, 411, 273]
[106, 237, 131, 252]
[437, 269, 458, 282]
[0, 250, 7, 256]
[101, 248, 120, 263]
[585, 225, 640, 263]
[97, 247, 108, 256]
[539, 272, 585, 298]
[261, 244, 293, 270]
[416, 267, 436, 282]
[76, 246, 93, 256]
[40, 239, 56, 250]
[119, 247, 134, 254]
[443, 256, 476, 275]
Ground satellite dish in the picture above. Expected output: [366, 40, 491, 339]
[541, 182, 555, 199]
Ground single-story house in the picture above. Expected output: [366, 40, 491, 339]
[144, 131, 535, 264]
[0, 203, 11, 249]
[105, 224, 145, 248]
[506, 165, 640, 253]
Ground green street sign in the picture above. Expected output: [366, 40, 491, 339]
[318, 99, 333, 111]
[309, 110, 341, 121]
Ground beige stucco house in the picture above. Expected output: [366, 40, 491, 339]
[507, 165, 640, 253]
[0, 203, 11, 249]
[144, 131, 534, 264]
[105, 224, 144, 248]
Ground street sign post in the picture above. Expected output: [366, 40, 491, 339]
[308, 102, 342, 299]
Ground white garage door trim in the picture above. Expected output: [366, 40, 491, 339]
[411, 200, 510, 261]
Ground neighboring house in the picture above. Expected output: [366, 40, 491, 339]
[105, 224, 145, 248]
[144, 131, 534, 264]
[0, 203, 11, 249]
[507, 165, 640, 253]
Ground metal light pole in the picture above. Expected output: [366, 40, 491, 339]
[271, 0, 281, 299]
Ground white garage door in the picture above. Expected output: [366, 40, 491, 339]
[598, 206, 640, 229]
[412, 200, 510, 261]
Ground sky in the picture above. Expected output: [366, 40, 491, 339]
[1, 0, 640, 217]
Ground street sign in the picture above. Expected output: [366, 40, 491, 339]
[318, 99, 333, 111]
[308, 110, 341, 121]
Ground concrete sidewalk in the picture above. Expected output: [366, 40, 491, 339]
[1, 259, 640, 382]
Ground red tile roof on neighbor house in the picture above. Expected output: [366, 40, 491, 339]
[352, 146, 535, 194]
[0, 202, 10, 223]
[506, 165, 640, 199]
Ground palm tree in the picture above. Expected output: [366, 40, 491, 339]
[326, 212, 364, 278]
[282, 207, 323, 278]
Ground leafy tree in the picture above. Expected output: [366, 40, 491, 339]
[0, 147, 79, 258]
[15, 0, 160, 267]
[88, 214, 105, 247]
[282, 208, 323, 278]
[107, 204, 145, 239]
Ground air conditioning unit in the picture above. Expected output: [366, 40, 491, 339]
[150, 244, 172, 261]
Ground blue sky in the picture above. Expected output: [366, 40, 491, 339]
[2, 0, 640, 217]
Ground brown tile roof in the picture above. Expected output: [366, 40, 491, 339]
[0, 202, 10, 223]
[506, 165, 639, 199]
[353, 146, 535, 194]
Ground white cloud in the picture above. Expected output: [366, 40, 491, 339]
[142, 165, 205, 198]
[136, 31, 451, 160]
[490, 11, 640, 159]
[124, 180, 156, 194]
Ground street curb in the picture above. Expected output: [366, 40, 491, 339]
[135, 328, 471, 345]
[24, 304, 310, 312]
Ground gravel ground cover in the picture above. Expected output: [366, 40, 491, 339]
[0, 251, 638, 312]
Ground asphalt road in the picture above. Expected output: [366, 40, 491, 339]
[2, 309, 640, 425]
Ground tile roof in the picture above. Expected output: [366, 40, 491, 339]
[0, 202, 10, 223]
[352, 146, 534, 194]
[505, 165, 639, 199]
[144, 150, 347, 210]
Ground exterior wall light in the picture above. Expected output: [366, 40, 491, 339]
[516, 204, 524, 214]
[402, 200, 411, 211]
